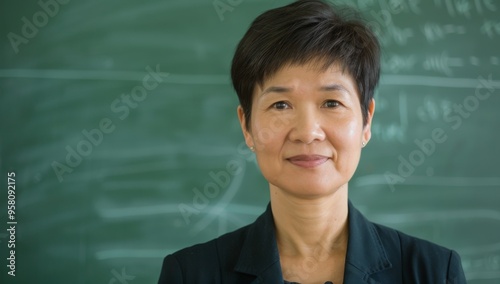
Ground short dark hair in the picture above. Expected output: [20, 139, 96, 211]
[231, 0, 380, 130]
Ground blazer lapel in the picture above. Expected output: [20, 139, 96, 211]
[233, 201, 393, 283]
[343, 201, 392, 284]
[234, 204, 284, 283]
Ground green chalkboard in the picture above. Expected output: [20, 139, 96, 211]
[1, 0, 499, 283]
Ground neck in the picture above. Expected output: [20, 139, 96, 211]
[270, 185, 349, 258]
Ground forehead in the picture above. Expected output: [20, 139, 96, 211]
[254, 62, 359, 98]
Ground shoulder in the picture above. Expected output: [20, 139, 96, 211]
[347, 201, 466, 283]
[173, 222, 251, 265]
[371, 221, 466, 282]
[158, 222, 253, 283]
[373, 221, 449, 257]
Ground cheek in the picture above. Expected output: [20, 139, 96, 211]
[252, 114, 289, 148]
[328, 118, 363, 146]
[346, 119, 363, 140]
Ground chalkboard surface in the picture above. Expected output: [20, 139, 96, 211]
[1, 0, 499, 283]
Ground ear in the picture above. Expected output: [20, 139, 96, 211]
[237, 105, 254, 148]
[362, 99, 375, 145]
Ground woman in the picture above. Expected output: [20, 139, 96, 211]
[158, 0, 466, 283]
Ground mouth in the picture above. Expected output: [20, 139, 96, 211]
[286, 155, 329, 169]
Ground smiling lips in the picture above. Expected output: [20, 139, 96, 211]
[287, 155, 330, 168]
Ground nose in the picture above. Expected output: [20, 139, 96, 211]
[288, 106, 326, 144]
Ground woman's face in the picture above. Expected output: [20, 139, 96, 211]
[238, 63, 375, 199]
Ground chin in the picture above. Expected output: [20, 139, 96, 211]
[273, 179, 346, 199]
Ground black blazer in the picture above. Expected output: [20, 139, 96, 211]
[158, 201, 466, 283]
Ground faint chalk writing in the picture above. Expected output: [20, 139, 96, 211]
[422, 23, 466, 43]
[416, 96, 453, 123]
[423, 52, 463, 76]
[463, 254, 500, 271]
[376, 22, 414, 46]
[372, 122, 407, 142]
[469, 56, 480, 66]
[434, 0, 497, 17]
[480, 20, 500, 38]
[371, 92, 408, 142]
[382, 54, 417, 73]
[377, 0, 422, 14]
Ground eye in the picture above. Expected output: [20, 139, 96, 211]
[322, 100, 340, 108]
[272, 101, 291, 110]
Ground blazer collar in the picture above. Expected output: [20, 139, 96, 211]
[344, 201, 392, 283]
[234, 203, 284, 283]
[234, 201, 392, 283]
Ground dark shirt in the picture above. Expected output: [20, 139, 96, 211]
[158, 200, 466, 283]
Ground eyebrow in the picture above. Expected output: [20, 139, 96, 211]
[260, 84, 351, 96]
[319, 84, 350, 94]
[261, 86, 291, 96]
